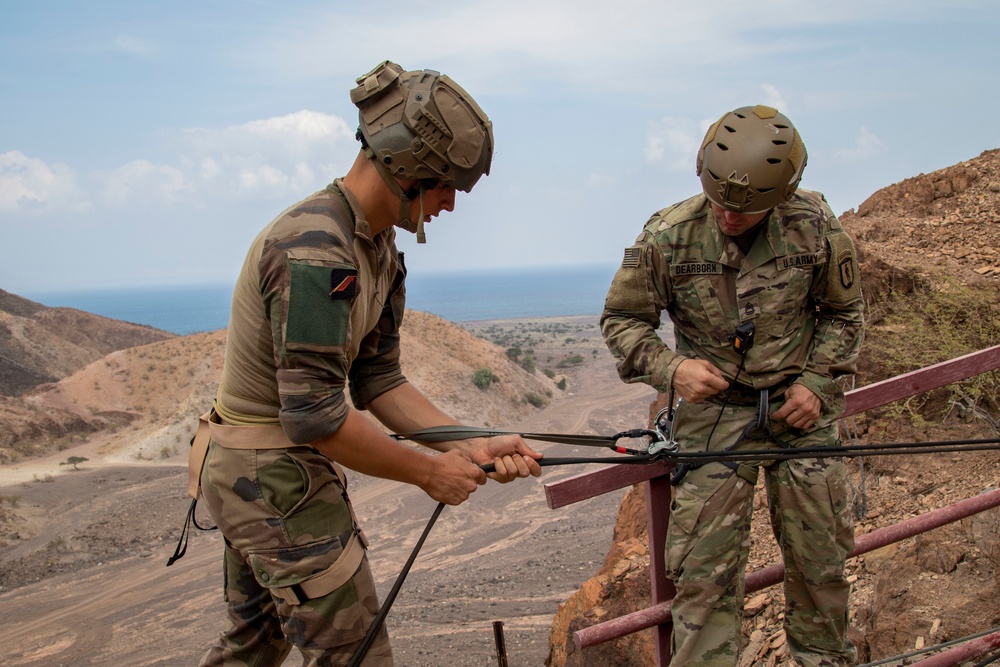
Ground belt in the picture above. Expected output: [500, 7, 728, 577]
[707, 379, 792, 406]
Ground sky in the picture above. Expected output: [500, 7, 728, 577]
[2, 1, 999, 295]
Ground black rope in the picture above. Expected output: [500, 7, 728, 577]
[347, 502, 445, 667]
[396, 424, 1000, 467]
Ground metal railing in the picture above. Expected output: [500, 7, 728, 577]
[543, 344, 1000, 665]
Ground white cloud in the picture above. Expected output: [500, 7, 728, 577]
[759, 84, 789, 113]
[179, 110, 355, 197]
[2, 111, 357, 215]
[834, 126, 886, 161]
[645, 117, 708, 170]
[95, 159, 191, 207]
[0, 150, 82, 213]
[238, 0, 917, 96]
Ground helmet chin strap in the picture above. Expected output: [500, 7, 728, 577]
[363, 145, 427, 243]
[415, 192, 426, 244]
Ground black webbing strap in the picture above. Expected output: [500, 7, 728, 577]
[165, 497, 217, 567]
[393, 424, 642, 448]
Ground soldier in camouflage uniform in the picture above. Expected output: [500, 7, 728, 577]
[601, 106, 864, 666]
[197, 61, 542, 667]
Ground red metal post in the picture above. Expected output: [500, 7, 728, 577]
[646, 474, 675, 665]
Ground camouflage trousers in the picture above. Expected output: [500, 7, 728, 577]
[665, 398, 856, 667]
[198, 441, 393, 667]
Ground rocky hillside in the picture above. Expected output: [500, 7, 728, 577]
[547, 149, 1000, 666]
[0, 307, 556, 466]
[0, 289, 174, 397]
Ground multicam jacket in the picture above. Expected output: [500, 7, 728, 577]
[601, 190, 865, 415]
[216, 178, 407, 443]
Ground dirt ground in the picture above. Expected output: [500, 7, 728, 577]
[0, 315, 658, 667]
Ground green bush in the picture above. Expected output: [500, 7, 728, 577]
[472, 368, 499, 390]
[557, 354, 585, 368]
[521, 354, 536, 374]
[523, 392, 546, 408]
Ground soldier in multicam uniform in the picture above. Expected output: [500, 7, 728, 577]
[196, 61, 542, 667]
[601, 106, 865, 666]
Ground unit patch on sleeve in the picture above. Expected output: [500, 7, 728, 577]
[329, 268, 358, 299]
[825, 230, 862, 304]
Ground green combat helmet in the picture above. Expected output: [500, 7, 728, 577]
[696, 105, 807, 214]
[351, 60, 494, 243]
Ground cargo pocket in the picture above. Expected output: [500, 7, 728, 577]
[669, 483, 709, 536]
[250, 535, 370, 648]
[249, 533, 350, 586]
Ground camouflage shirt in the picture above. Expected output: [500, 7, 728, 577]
[601, 190, 864, 415]
[217, 179, 407, 443]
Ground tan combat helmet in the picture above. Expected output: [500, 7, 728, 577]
[696, 105, 807, 214]
[351, 60, 494, 242]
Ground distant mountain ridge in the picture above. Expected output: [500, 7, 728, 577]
[0, 288, 175, 397]
[0, 287, 557, 465]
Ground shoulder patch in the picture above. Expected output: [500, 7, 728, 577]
[825, 231, 862, 304]
[329, 268, 358, 299]
[621, 246, 642, 268]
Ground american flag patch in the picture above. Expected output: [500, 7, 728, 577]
[621, 246, 642, 268]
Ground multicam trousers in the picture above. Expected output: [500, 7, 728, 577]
[198, 442, 393, 667]
[665, 398, 857, 667]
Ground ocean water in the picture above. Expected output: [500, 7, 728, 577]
[25, 264, 619, 336]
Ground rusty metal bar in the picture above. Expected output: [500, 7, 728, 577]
[907, 628, 1000, 667]
[843, 344, 1000, 418]
[544, 461, 671, 509]
[575, 488, 1000, 651]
